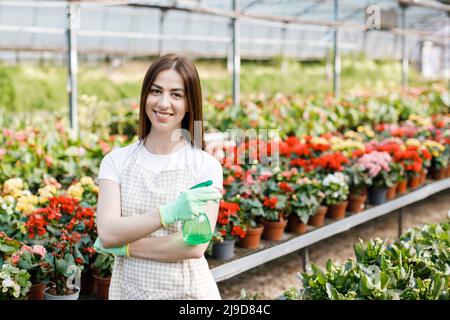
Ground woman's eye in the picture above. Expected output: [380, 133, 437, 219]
[172, 93, 182, 98]
[151, 89, 161, 94]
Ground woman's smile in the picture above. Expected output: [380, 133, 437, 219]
[153, 110, 174, 121]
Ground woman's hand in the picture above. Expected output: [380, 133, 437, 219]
[94, 238, 129, 256]
[158, 186, 222, 226]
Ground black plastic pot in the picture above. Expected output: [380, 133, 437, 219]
[368, 187, 387, 205]
[212, 239, 235, 260]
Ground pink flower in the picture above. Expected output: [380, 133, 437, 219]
[11, 253, 21, 264]
[258, 170, 273, 182]
[14, 132, 27, 142]
[99, 140, 111, 154]
[2, 129, 12, 137]
[20, 245, 33, 252]
[32, 245, 47, 258]
[45, 156, 53, 167]
[244, 171, 254, 185]
[357, 151, 391, 178]
[0, 148, 5, 160]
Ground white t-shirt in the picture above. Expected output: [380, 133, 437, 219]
[97, 140, 223, 191]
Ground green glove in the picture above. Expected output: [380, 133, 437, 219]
[93, 238, 129, 256]
[159, 186, 222, 226]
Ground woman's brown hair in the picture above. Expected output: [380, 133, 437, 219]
[138, 53, 205, 150]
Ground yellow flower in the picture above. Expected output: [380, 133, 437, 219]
[344, 131, 362, 141]
[356, 125, 375, 138]
[16, 194, 38, 215]
[39, 197, 49, 205]
[92, 186, 99, 194]
[68, 183, 84, 201]
[3, 178, 24, 195]
[80, 176, 95, 187]
[38, 185, 58, 198]
[311, 137, 329, 145]
[18, 223, 27, 235]
[329, 136, 344, 145]
[406, 139, 421, 147]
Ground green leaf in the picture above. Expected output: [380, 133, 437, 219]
[55, 258, 68, 274]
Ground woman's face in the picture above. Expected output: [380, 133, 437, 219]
[146, 69, 187, 134]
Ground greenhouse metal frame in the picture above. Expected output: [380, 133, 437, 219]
[0, 0, 449, 135]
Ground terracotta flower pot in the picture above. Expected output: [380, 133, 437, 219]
[287, 214, 307, 235]
[420, 170, 427, 184]
[385, 183, 397, 200]
[92, 273, 111, 300]
[308, 206, 327, 227]
[260, 218, 288, 241]
[80, 271, 95, 297]
[27, 282, 46, 300]
[347, 194, 367, 214]
[397, 180, 408, 194]
[446, 164, 450, 177]
[238, 225, 264, 249]
[430, 167, 446, 180]
[327, 201, 348, 220]
[408, 175, 421, 189]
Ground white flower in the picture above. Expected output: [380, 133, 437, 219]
[2, 277, 15, 288]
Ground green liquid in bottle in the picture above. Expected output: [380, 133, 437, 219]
[182, 212, 212, 245]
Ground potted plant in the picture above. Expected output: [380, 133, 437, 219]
[259, 193, 288, 241]
[253, 167, 289, 241]
[343, 164, 372, 213]
[385, 162, 403, 200]
[91, 252, 114, 300]
[210, 200, 246, 260]
[232, 169, 265, 249]
[356, 151, 392, 205]
[22, 193, 96, 299]
[424, 140, 448, 180]
[43, 230, 84, 300]
[9, 244, 52, 300]
[0, 263, 31, 300]
[236, 195, 264, 249]
[394, 146, 423, 190]
[321, 172, 349, 220]
[289, 176, 325, 233]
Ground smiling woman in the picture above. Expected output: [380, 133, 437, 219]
[93, 54, 224, 300]
[146, 70, 187, 131]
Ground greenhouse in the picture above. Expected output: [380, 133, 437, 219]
[0, 0, 449, 303]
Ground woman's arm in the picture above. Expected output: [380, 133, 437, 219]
[96, 179, 164, 248]
[128, 199, 220, 261]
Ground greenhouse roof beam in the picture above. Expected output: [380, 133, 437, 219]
[1, 1, 448, 43]
[125, 2, 449, 40]
[3, 0, 450, 13]
[398, 0, 450, 12]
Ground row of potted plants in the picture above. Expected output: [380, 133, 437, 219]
[207, 115, 450, 260]
[0, 177, 112, 300]
[1, 86, 448, 193]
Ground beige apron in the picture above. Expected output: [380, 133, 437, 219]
[108, 141, 221, 300]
